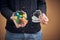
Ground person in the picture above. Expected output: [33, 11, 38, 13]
[0, 0, 48, 40]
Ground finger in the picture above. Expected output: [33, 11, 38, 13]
[43, 16, 49, 22]
[40, 13, 49, 24]
[21, 20, 28, 27]
[16, 24, 22, 28]
[10, 12, 16, 19]
[43, 19, 48, 24]
[40, 16, 48, 24]
[42, 17, 49, 24]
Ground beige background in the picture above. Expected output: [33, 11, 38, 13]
[0, 0, 60, 40]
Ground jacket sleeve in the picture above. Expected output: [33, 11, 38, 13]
[0, 0, 13, 20]
[37, 0, 46, 14]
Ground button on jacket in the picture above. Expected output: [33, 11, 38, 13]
[0, 0, 46, 33]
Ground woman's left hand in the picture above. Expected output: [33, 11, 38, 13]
[39, 13, 49, 24]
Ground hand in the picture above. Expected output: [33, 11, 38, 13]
[16, 20, 28, 28]
[39, 13, 49, 24]
[21, 20, 28, 27]
[10, 13, 28, 28]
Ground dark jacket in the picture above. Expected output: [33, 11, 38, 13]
[0, 0, 46, 33]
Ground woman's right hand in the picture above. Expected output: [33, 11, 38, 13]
[10, 13, 28, 28]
